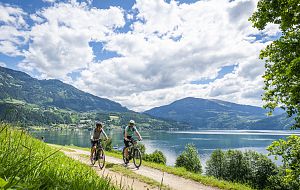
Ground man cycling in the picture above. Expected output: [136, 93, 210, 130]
[124, 120, 142, 163]
[90, 121, 108, 161]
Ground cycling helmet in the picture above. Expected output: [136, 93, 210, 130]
[129, 120, 135, 125]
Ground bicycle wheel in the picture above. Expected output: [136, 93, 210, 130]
[122, 147, 128, 164]
[97, 149, 105, 169]
[133, 148, 142, 168]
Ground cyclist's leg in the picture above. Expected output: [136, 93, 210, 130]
[97, 140, 103, 158]
[90, 140, 97, 159]
[124, 137, 130, 159]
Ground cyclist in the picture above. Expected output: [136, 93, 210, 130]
[124, 120, 142, 163]
[90, 121, 108, 161]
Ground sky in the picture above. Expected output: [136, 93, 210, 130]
[0, 0, 281, 111]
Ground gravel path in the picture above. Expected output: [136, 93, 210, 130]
[51, 145, 219, 190]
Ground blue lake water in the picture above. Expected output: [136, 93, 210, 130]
[30, 129, 300, 166]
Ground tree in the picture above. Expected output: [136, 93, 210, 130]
[249, 0, 300, 129]
[243, 150, 277, 189]
[206, 149, 277, 189]
[267, 135, 300, 188]
[175, 144, 202, 173]
[205, 149, 225, 179]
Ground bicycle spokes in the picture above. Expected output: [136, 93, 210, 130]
[133, 149, 142, 168]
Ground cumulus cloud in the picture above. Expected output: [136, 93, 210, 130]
[1, 0, 281, 111]
[18, 1, 125, 79]
[72, 0, 270, 110]
[0, 4, 28, 56]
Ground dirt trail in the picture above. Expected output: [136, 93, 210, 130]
[52, 145, 219, 190]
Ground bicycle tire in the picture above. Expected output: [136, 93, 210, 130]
[133, 148, 142, 168]
[97, 149, 105, 169]
[122, 147, 128, 164]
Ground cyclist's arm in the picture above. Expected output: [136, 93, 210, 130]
[124, 129, 129, 141]
[135, 129, 142, 141]
[101, 129, 108, 140]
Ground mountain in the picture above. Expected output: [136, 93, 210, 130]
[0, 66, 127, 112]
[0, 66, 186, 130]
[144, 97, 293, 129]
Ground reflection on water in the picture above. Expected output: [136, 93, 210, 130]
[30, 129, 300, 166]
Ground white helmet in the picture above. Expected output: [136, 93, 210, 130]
[129, 120, 135, 125]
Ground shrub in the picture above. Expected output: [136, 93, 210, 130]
[244, 150, 277, 189]
[144, 150, 167, 165]
[223, 150, 249, 182]
[137, 143, 146, 156]
[175, 144, 202, 173]
[205, 149, 225, 179]
[267, 135, 300, 189]
[102, 138, 112, 151]
[206, 149, 278, 189]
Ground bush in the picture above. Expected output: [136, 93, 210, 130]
[175, 144, 202, 173]
[205, 149, 225, 179]
[144, 150, 167, 165]
[137, 143, 146, 156]
[267, 135, 300, 189]
[244, 150, 277, 189]
[102, 138, 112, 151]
[223, 150, 249, 182]
[206, 149, 278, 189]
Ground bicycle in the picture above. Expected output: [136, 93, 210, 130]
[91, 139, 105, 169]
[122, 139, 142, 168]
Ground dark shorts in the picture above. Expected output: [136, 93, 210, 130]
[124, 136, 134, 147]
[91, 140, 100, 148]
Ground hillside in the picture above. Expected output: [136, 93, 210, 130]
[0, 66, 127, 112]
[144, 97, 293, 129]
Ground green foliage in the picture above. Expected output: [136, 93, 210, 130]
[136, 143, 146, 156]
[206, 149, 277, 189]
[102, 138, 113, 151]
[175, 144, 202, 173]
[0, 124, 116, 189]
[0, 102, 72, 126]
[267, 135, 300, 189]
[206, 149, 225, 179]
[144, 150, 167, 165]
[249, 0, 300, 129]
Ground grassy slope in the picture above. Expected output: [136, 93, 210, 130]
[64, 145, 254, 190]
[0, 124, 117, 190]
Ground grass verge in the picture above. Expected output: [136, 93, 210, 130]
[0, 124, 117, 190]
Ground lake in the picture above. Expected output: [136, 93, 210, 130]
[30, 129, 300, 166]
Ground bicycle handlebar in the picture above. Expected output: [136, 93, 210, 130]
[92, 138, 108, 141]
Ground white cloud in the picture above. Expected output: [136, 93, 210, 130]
[42, 0, 57, 3]
[72, 0, 269, 111]
[0, 62, 7, 67]
[1, 0, 278, 111]
[0, 4, 28, 56]
[19, 1, 125, 79]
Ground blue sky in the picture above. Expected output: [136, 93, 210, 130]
[0, 0, 281, 111]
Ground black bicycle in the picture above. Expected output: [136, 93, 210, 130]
[91, 139, 105, 169]
[122, 139, 142, 168]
